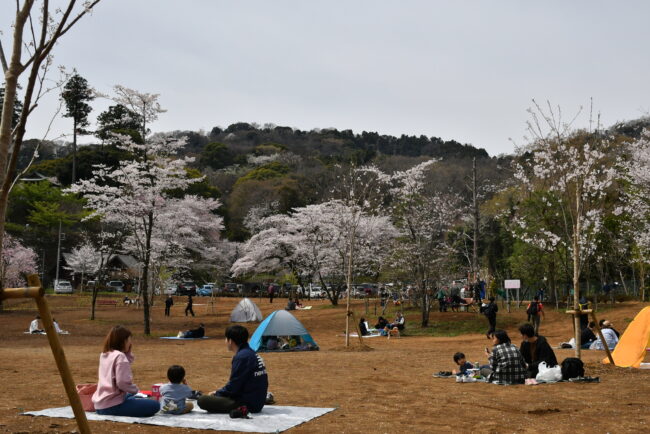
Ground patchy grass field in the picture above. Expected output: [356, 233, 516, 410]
[1, 294, 649, 433]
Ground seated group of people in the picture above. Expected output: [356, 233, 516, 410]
[453, 324, 559, 385]
[261, 335, 312, 351]
[28, 315, 67, 334]
[358, 313, 405, 336]
[580, 319, 620, 350]
[91, 324, 269, 418]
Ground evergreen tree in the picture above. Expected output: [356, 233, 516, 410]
[61, 73, 94, 183]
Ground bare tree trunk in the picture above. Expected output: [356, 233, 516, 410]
[90, 286, 98, 320]
[345, 225, 357, 347]
[142, 211, 153, 335]
[573, 193, 582, 359]
[71, 118, 77, 183]
[640, 261, 646, 302]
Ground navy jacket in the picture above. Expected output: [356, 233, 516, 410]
[216, 343, 269, 412]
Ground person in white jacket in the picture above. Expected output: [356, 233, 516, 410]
[29, 315, 44, 334]
[589, 327, 618, 350]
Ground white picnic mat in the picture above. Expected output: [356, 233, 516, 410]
[24, 404, 336, 433]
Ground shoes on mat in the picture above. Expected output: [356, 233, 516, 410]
[265, 392, 275, 404]
[189, 390, 202, 400]
[230, 406, 250, 419]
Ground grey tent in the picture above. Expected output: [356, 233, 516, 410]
[230, 298, 263, 323]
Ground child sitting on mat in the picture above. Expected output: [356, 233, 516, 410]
[160, 365, 194, 414]
[452, 352, 474, 376]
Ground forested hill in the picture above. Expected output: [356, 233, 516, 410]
[168, 123, 491, 164]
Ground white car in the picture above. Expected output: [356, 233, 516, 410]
[54, 280, 73, 294]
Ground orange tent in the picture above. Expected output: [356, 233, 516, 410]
[603, 306, 650, 368]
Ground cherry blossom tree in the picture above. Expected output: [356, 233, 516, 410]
[510, 102, 621, 358]
[1, 232, 37, 290]
[68, 88, 223, 335]
[0, 1, 102, 279]
[388, 159, 463, 326]
[232, 201, 399, 307]
[64, 241, 100, 293]
[621, 129, 650, 300]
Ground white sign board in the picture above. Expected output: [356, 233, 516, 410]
[504, 279, 521, 289]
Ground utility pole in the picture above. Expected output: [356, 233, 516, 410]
[55, 220, 62, 287]
[472, 157, 479, 283]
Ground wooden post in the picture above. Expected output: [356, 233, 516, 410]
[565, 308, 615, 365]
[348, 311, 365, 346]
[1, 275, 90, 434]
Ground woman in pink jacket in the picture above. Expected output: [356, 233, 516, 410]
[92, 325, 160, 417]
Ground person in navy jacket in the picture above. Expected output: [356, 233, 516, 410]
[198, 325, 269, 413]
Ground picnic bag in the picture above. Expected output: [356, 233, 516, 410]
[535, 362, 562, 383]
[76, 383, 97, 412]
[561, 357, 584, 380]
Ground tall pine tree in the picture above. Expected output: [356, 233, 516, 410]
[62, 74, 94, 183]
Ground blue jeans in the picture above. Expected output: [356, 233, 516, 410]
[96, 394, 160, 417]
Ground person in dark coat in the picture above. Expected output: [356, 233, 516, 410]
[374, 316, 388, 330]
[518, 323, 558, 378]
[165, 295, 174, 317]
[358, 318, 370, 336]
[198, 325, 268, 413]
[185, 294, 195, 317]
[482, 296, 498, 338]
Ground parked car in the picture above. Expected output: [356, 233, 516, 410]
[177, 281, 197, 296]
[166, 284, 177, 295]
[197, 284, 214, 296]
[107, 280, 125, 292]
[307, 286, 325, 298]
[54, 280, 73, 294]
[223, 282, 238, 294]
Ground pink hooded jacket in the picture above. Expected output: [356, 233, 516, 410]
[91, 350, 139, 410]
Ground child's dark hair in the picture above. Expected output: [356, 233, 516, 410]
[588, 321, 596, 328]
[493, 330, 511, 344]
[167, 365, 185, 384]
[225, 325, 249, 346]
[518, 323, 536, 338]
[453, 352, 465, 363]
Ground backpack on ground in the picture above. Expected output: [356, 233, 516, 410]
[561, 357, 585, 380]
[527, 301, 539, 316]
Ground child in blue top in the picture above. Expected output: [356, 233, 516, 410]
[160, 365, 194, 414]
[452, 352, 474, 376]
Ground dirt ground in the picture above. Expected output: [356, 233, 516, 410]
[1, 293, 650, 434]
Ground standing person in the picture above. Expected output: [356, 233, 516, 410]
[92, 325, 160, 417]
[536, 287, 545, 302]
[526, 296, 545, 335]
[268, 284, 275, 304]
[185, 294, 195, 317]
[484, 330, 527, 385]
[198, 325, 269, 414]
[165, 295, 174, 317]
[518, 323, 558, 378]
[482, 296, 498, 338]
[436, 287, 447, 312]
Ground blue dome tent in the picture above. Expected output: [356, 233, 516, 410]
[250, 310, 319, 352]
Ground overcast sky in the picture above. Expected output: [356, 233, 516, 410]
[3, 0, 650, 156]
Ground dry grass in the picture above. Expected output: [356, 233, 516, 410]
[1, 294, 650, 433]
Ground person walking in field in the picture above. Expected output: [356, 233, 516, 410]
[185, 294, 195, 317]
[268, 284, 275, 304]
[526, 296, 544, 335]
[165, 295, 174, 317]
[482, 296, 498, 338]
